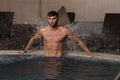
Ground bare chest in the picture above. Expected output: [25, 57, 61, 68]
[42, 30, 66, 42]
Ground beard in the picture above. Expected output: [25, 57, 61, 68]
[49, 22, 58, 28]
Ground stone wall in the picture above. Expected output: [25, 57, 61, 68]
[0, 12, 14, 39]
[65, 22, 120, 54]
[0, 24, 41, 50]
[0, 22, 119, 55]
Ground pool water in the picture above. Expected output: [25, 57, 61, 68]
[0, 57, 120, 80]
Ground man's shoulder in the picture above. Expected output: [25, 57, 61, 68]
[40, 26, 48, 32]
[60, 26, 72, 32]
[59, 26, 69, 31]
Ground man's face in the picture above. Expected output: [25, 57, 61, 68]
[47, 16, 58, 28]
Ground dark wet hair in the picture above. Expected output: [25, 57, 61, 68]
[47, 11, 59, 18]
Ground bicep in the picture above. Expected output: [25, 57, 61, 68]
[68, 34, 80, 43]
[67, 29, 80, 43]
[33, 29, 42, 39]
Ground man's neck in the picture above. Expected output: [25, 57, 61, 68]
[50, 25, 59, 30]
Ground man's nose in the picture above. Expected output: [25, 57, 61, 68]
[50, 19, 54, 22]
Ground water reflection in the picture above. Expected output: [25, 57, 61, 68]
[42, 57, 63, 79]
[0, 57, 120, 80]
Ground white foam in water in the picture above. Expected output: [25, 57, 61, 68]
[1, 21, 119, 64]
[65, 22, 103, 38]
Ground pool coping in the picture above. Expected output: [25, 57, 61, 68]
[0, 50, 120, 64]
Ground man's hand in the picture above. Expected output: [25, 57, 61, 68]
[88, 53, 95, 57]
[17, 50, 26, 55]
[88, 53, 101, 57]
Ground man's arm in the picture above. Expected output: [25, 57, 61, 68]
[18, 29, 42, 54]
[66, 28, 94, 57]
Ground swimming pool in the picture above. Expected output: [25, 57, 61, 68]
[0, 57, 119, 80]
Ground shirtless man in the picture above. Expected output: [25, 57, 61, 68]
[18, 11, 95, 58]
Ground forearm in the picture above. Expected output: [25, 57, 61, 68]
[24, 37, 36, 52]
[78, 41, 93, 55]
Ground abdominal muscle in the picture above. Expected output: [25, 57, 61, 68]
[44, 42, 64, 57]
